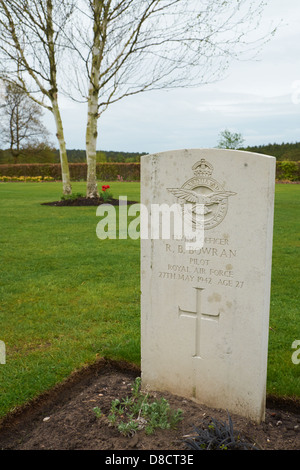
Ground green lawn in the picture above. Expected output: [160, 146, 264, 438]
[268, 184, 300, 397]
[0, 182, 299, 418]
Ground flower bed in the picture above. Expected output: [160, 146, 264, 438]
[0, 175, 54, 182]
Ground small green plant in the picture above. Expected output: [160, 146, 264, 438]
[93, 377, 183, 436]
[93, 406, 102, 418]
[61, 192, 84, 201]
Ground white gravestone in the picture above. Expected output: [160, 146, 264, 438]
[0, 340, 5, 364]
[141, 149, 275, 423]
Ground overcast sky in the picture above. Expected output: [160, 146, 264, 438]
[46, 0, 300, 154]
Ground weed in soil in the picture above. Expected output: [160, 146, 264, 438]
[93, 377, 183, 437]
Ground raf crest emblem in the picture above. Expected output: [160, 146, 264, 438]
[168, 158, 236, 230]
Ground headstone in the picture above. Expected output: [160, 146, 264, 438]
[141, 148, 275, 423]
[0, 340, 5, 364]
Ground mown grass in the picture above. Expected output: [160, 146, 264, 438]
[0, 182, 299, 418]
[268, 184, 300, 397]
[0, 182, 140, 417]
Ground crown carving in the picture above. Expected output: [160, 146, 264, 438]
[192, 159, 213, 177]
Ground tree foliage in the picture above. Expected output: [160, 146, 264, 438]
[0, 81, 51, 162]
[217, 128, 245, 150]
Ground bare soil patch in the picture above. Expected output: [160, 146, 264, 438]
[41, 197, 137, 207]
[0, 359, 299, 451]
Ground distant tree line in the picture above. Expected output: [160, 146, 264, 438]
[62, 149, 148, 163]
[0, 148, 147, 164]
[0, 145, 58, 163]
[242, 142, 300, 161]
[217, 129, 300, 161]
[1, 142, 299, 165]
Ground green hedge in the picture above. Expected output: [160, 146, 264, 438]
[275, 161, 300, 181]
[0, 162, 140, 181]
[0, 161, 299, 182]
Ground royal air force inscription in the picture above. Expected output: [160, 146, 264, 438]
[158, 241, 244, 289]
[157, 159, 242, 287]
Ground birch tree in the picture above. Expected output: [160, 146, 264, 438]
[0, 0, 74, 194]
[69, 0, 275, 198]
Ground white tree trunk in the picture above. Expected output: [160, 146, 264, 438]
[52, 97, 72, 195]
[86, 90, 99, 198]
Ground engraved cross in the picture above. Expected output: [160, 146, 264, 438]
[178, 287, 220, 359]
